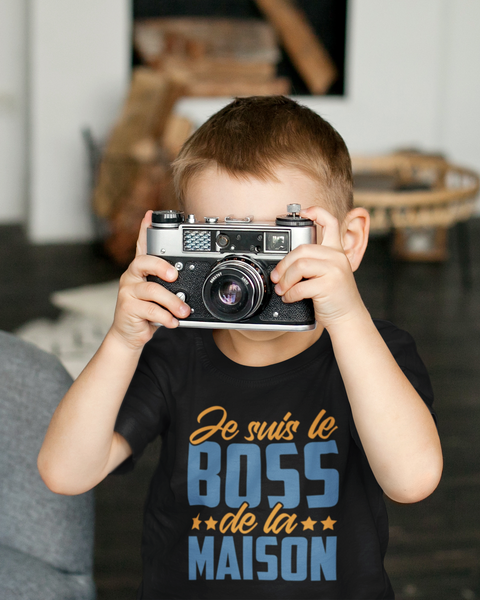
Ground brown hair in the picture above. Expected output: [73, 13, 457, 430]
[172, 96, 353, 220]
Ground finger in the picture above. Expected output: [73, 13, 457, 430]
[127, 254, 178, 284]
[135, 210, 153, 258]
[300, 206, 343, 251]
[280, 279, 318, 304]
[274, 256, 328, 297]
[121, 295, 181, 329]
[271, 243, 329, 284]
[134, 280, 191, 320]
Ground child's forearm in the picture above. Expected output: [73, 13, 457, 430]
[327, 310, 443, 503]
[38, 212, 191, 495]
[38, 211, 191, 495]
[37, 329, 142, 495]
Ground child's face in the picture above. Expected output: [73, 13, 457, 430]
[184, 165, 327, 225]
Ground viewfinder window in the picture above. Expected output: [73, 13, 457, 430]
[265, 232, 289, 252]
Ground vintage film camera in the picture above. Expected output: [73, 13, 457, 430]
[147, 204, 316, 331]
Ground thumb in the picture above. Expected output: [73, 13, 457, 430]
[301, 206, 343, 250]
[135, 210, 153, 257]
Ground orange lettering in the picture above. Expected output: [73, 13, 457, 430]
[244, 422, 258, 442]
[308, 410, 338, 440]
[189, 406, 239, 445]
[245, 413, 299, 442]
[220, 502, 257, 534]
[282, 420, 299, 440]
[257, 421, 278, 441]
[264, 503, 298, 534]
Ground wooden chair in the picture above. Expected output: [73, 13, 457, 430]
[353, 152, 479, 287]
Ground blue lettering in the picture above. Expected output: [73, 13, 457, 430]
[311, 536, 337, 581]
[256, 537, 278, 580]
[266, 443, 300, 508]
[188, 536, 214, 580]
[243, 536, 253, 580]
[187, 442, 221, 507]
[216, 536, 241, 580]
[225, 444, 261, 508]
[189, 535, 337, 581]
[304, 441, 339, 508]
[281, 537, 308, 581]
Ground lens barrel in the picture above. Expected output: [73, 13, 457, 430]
[202, 257, 269, 322]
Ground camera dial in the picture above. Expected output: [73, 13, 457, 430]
[275, 203, 312, 227]
[202, 255, 270, 322]
[151, 210, 184, 227]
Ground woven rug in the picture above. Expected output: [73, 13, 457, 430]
[16, 281, 119, 379]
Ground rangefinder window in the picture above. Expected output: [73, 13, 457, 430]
[217, 230, 264, 253]
[265, 231, 289, 253]
[183, 229, 213, 252]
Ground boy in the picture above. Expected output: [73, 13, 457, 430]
[38, 96, 442, 599]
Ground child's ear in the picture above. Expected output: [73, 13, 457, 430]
[341, 207, 370, 272]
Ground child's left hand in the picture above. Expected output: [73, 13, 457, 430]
[271, 206, 443, 504]
[270, 205, 368, 330]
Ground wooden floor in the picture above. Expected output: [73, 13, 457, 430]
[1, 221, 479, 600]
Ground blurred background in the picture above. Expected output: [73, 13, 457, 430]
[1, 1, 479, 599]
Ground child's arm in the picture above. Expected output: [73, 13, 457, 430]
[271, 205, 443, 503]
[37, 211, 190, 495]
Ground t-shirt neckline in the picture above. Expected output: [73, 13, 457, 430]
[198, 327, 332, 381]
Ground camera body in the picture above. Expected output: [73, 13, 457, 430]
[146, 204, 316, 331]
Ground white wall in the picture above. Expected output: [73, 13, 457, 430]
[311, 0, 480, 173]
[28, 0, 131, 242]
[0, 0, 479, 241]
[312, 0, 447, 153]
[0, 0, 28, 223]
[176, 0, 480, 171]
[439, 0, 480, 173]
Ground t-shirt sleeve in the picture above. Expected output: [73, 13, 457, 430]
[349, 319, 437, 451]
[113, 339, 171, 473]
[375, 319, 436, 419]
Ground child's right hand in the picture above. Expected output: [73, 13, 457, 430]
[109, 210, 191, 350]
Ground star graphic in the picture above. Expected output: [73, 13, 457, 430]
[192, 514, 202, 530]
[321, 516, 337, 531]
[205, 516, 218, 530]
[301, 516, 317, 531]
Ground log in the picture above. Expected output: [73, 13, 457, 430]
[105, 67, 185, 154]
[156, 56, 288, 97]
[160, 56, 277, 80]
[162, 115, 194, 161]
[183, 77, 290, 98]
[93, 68, 184, 218]
[255, 0, 337, 94]
[134, 18, 280, 66]
[104, 162, 175, 266]
[133, 18, 289, 99]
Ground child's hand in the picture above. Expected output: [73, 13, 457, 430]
[110, 211, 190, 349]
[270, 206, 367, 330]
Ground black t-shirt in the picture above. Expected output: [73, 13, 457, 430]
[114, 320, 435, 600]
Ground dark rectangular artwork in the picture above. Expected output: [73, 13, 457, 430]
[133, 0, 348, 95]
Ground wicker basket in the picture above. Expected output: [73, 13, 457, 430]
[352, 152, 479, 234]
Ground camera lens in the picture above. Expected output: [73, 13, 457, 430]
[218, 280, 243, 306]
[202, 257, 269, 322]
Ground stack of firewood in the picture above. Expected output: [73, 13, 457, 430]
[133, 0, 338, 98]
[93, 69, 193, 265]
[93, 0, 337, 265]
[134, 17, 289, 97]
